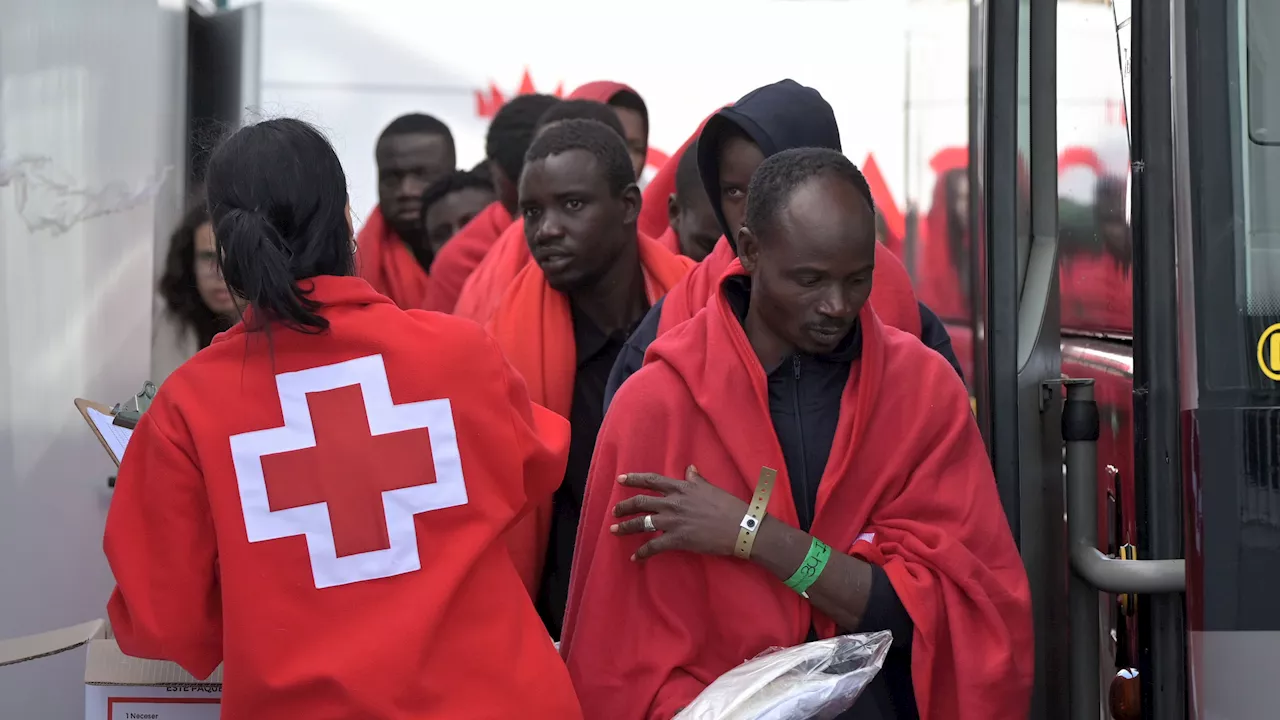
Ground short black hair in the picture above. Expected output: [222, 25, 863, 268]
[536, 99, 627, 138]
[607, 89, 649, 133]
[674, 141, 703, 202]
[524, 119, 637, 197]
[420, 170, 494, 217]
[469, 158, 492, 182]
[744, 147, 874, 237]
[377, 113, 454, 149]
[486, 94, 562, 183]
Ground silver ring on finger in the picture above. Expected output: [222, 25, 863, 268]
[643, 514, 657, 533]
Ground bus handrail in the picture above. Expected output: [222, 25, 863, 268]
[1061, 378, 1185, 720]
[1070, 545, 1186, 594]
[1062, 379, 1186, 594]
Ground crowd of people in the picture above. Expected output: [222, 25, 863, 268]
[119, 78, 1033, 719]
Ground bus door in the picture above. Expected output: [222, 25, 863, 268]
[1178, 0, 1280, 715]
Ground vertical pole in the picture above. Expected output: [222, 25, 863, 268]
[1064, 380, 1102, 720]
[1131, 0, 1187, 715]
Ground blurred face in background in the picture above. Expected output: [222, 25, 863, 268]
[376, 132, 454, 242]
[612, 106, 648, 179]
[424, 186, 498, 259]
[194, 222, 244, 317]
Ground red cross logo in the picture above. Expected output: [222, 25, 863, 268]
[261, 384, 435, 558]
[231, 355, 468, 589]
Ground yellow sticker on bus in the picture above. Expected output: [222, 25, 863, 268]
[1258, 323, 1280, 382]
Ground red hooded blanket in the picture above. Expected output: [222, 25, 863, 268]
[355, 205, 432, 309]
[657, 237, 923, 338]
[560, 269, 1032, 720]
[488, 235, 693, 593]
[105, 276, 581, 719]
[422, 201, 513, 312]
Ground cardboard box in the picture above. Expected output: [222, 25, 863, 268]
[0, 619, 222, 719]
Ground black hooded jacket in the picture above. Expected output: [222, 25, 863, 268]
[603, 80, 930, 719]
[603, 83, 961, 411]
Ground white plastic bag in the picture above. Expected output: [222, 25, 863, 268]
[674, 631, 892, 720]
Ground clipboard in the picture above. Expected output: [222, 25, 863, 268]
[74, 398, 133, 467]
[73, 382, 155, 466]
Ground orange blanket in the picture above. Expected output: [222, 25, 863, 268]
[453, 219, 532, 322]
[354, 205, 431, 309]
[487, 235, 694, 593]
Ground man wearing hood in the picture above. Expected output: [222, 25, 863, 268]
[559, 148, 1031, 720]
[603, 80, 963, 411]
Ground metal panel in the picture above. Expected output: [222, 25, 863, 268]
[1131, 0, 1188, 717]
[978, 0, 1024, 538]
[188, 3, 263, 189]
[0, 0, 184, 715]
[1021, 1, 1069, 718]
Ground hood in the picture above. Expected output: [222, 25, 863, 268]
[570, 80, 640, 106]
[570, 81, 648, 132]
[696, 79, 841, 241]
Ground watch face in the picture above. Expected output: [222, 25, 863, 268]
[742, 516, 758, 530]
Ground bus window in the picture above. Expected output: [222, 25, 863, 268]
[1188, 0, 1280, 389]
[1246, 0, 1280, 147]
[1058, 1, 1133, 338]
[1244, 0, 1280, 317]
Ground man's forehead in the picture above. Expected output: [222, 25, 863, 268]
[767, 178, 874, 250]
[523, 150, 606, 188]
[786, 177, 871, 221]
[377, 133, 450, 163]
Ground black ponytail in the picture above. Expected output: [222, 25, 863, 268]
[215, 207, 328, 333]
[204, 118, 355, 335]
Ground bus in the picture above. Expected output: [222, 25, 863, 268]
[951, 0, 1280, 717]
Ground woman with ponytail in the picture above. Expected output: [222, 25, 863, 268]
[103, 118, 582, 720]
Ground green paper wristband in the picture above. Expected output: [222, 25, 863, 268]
[784, 537, 831, 597]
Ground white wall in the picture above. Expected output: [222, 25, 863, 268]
[253, 0, 920, 225]
[246, 0, 1123, 230]
[0, 0, 183, 716]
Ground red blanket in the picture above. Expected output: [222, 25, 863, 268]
[657, 237, 923, 338]
[354, 205, 432, 309]
[656, 237, 737, 335]
[422, 201, 513, 312]
[106, 275, 581, 719]
[560, 268, 1032, 720]
[454, 218, 532, 324]
[488, 235, 694, 593]
[655, 226, 680, 254]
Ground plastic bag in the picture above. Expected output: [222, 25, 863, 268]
[674, 631, 892, 720]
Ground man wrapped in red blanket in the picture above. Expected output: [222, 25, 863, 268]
[560, 148, 1032, 720]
